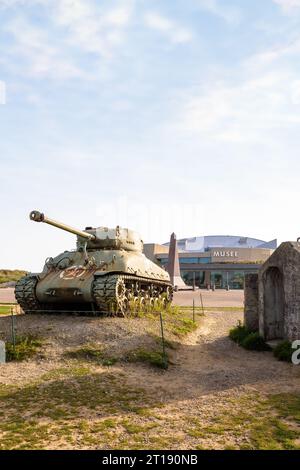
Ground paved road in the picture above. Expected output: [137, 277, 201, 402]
[0, 288, 15, 304]
[173, 288, 244, 307]
[0, 287, 244, 308]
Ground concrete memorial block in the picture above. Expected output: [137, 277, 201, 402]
[244, 273, 259, 332]
[258, 242, 300, 342]
[167, 233, 187, 290]
[245, 241, 300, 342]
[0, 341, 5, 363]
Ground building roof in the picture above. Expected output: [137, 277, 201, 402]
[164, 235, 277, 253]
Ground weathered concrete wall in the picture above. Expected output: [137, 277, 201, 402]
[244, 273, 259, 331]
[258, 242, 300, 342]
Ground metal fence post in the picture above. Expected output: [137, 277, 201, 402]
[193, 299, 195, 322]
[159, 312, 167, 369]
[11, 306, 16, 351]
[200, 293, 204, 316]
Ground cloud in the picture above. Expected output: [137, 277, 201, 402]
[172, 69, 300, 144]
[170, 16, 300, 145]
[195, 0, 242, 25]
[273, 0, 300, 13]
[0, 0, 46, 8]
[144, 12, 192, 44]
[1, 0, 135, 80]
[53, 0, 133, 59]
[244, 36, 300, 70]
[4, 16, 86, 79]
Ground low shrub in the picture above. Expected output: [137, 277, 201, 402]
[229, 322, 251, 345]
[241, 332, 271, 351]
[229, 322, 270, 351]
[273, 341, 293, 363]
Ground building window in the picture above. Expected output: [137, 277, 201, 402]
[229, 271, 245, 289]
[199, 258, 211, 264]
[179, 257, 211, 264]
[211, 271, 245, 289]
[158, 258, 168, 266]
[181, 271, 205, 287]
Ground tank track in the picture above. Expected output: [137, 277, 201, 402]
[92, 274, 173, 316]
[15, 274, 173, 317]
[15, 275, 42, 313]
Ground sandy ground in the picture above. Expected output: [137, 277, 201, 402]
[0, 287, 244, 308]
[173, 289, 244, 307]
[128, 311, 300, 397]
[0, 309, 298, 395]
[0, 309, 299, 449]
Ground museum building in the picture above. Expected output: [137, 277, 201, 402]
[144, 235, 277, 290]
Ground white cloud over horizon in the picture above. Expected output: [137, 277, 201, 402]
[144, 11, 193, 44]
[1, 0, 300, 270]
[195, 0, 242, 24]
[172, 67, 300, 144]
[273, 0, 300, 13]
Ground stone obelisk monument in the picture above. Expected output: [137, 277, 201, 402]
[167, 232, 187, 290]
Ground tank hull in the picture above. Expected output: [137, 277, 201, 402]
[15, 251, 172, 316]
[16, 213, 172, 316]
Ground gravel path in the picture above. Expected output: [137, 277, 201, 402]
[123, 310, 300, 402]
[0, 309, 298, 396]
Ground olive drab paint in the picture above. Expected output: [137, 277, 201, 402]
[15, 210, 172, 316]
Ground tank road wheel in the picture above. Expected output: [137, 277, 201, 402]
[15, 276, 42, 314]
[148, 298, 155, 313]
[165, 286, 173, 305]
[137, 296, 146, 314]
[127, 296, 139, 316]
[93, 275, 129, 316]
[93, 275, 172, 317]
[113, 277, 129, 316]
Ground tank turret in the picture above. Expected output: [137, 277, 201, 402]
[29, 210, 143, 252]
[15, 210, 172, 316]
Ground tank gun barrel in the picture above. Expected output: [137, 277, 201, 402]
[29, 210, 96, 241]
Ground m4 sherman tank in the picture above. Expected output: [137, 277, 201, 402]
[15, 210, 172, 316]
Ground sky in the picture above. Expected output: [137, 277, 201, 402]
[0, 0, 300, 271]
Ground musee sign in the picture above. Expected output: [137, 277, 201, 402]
[213, 251, 238, 258]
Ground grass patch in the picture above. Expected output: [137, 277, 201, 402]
[0, 305, 13, 315]
[180, 306, 243, 312]
[151, 333, 178, 350]
[40, 366, 92, 381]
[170, 317, 197, 336]
[273, 341, 294, 363]
[64, 344, 118, 366]
[6, 335, 43, 361]
[159, 306, 199, 337]
[185, 393, 300, 450]
[0, 366, 299, 450]
[0, 371, 155, 449]
[126, 348, 168, 369]
[122, 419, 157, 434]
